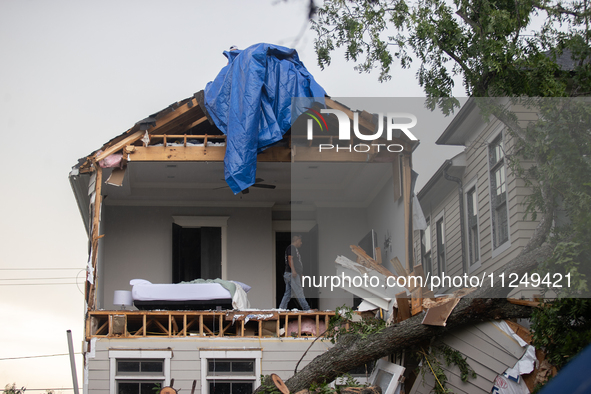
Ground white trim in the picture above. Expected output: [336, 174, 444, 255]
[367, 359, 405, 394]
[108, 349, 172, 394]
[200, 349, 262, 394]
[486, 127, 512, 258]
[172, 216, 229, 280]
[464, 178, 481, 274]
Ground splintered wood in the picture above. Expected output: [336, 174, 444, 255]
[350, 245, 395, 278]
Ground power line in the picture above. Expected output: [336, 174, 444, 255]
[0, 353, 81, 361]
[0, 283, 82, 286]
[0, 268, 83, 271]
[0, 277, 79, 281]
[15, 388, 75, 392]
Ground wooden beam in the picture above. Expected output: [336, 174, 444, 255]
[87, 166, 103, 312]
[401, 153, 413, 272]
[94, 98, 202, 163]
[395, 292, 411, 322]
[350, 245, 396, 278]
[95, 131, 145, 162]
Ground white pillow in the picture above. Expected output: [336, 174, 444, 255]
[231, 281, 252, 293]
[130, 279, 152, 286]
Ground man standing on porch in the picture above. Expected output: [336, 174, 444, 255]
[279, 235, 310, 310]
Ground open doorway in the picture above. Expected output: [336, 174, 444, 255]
[275, 226, 319, 309]
[172, 223, 221, 283]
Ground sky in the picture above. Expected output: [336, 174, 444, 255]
[0, 1, 463, 391]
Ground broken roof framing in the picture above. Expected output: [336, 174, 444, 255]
[69, 92, 418, 316]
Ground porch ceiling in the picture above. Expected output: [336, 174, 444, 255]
[101, 160, 393, 207]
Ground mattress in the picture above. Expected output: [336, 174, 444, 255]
[129, 279, 250, 310]
[132, 282, 232, 302]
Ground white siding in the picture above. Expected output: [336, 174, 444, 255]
[87, 337, 332, 393]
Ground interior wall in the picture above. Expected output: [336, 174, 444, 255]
[366, 176, 406, 274]
[315, 207, 368, 311]
[100, 205, 273, 309]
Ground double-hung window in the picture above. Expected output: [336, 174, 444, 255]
[489, 135, 509, 249]
[420, 218, 432, 274]
[200, 350, 262, 394]
[109, 350, 172, 394]
[436, 217, 445, 275]
[466, 185, 480, 269]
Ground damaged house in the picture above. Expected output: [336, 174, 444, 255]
[69, 44, 419, 394]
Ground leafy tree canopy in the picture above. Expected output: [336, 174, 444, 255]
[313, 0, 591, 103]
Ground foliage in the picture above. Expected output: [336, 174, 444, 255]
[3, 384, 25, 394]
[531, 298, 591, 369]
[325, 305, 387, 344]
[259, 372, 363, 393]
[313, 0, 591, 99]
[418, 345, 476, 394]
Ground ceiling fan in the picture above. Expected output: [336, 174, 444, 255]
[215, 178, 276, 194]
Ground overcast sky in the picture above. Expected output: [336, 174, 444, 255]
[0, 1, 463, 391]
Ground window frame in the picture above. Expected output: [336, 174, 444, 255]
[434, 210, 446, 277]
[420, 217, 432, 275]
[464, 179, 481, 273]
[487, 130, 511, 257]
[200, 349, 262, 394]
[109, 349, 172, 394]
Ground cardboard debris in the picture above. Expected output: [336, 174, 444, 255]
[421, 297, 461, 326]
[106, 167, 126, 186]
[421, 288, 476, 326]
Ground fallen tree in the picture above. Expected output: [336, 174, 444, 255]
[255, 239, 553, 393]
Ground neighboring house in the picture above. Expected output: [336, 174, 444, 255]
[69, 86, 418, 392]
[414, 98, 540, 298]
[407, 98, 544, 394]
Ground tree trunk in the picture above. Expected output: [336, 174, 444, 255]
[254, 298, 532, 393]
[254, 237, 554, 394]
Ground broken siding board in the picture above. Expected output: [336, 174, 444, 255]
[442, 334, 518, 374]
[446, 327, 514, 358]
[473, 322, 525, 359]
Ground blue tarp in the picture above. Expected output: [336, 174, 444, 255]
[204, 43, 326, 194]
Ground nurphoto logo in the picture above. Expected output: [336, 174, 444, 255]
[305, 109, 418, 153]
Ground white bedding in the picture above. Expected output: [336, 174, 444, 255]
[130, 279, 250, 309]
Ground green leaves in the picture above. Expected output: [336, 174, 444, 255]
[531, 298, 591, 369]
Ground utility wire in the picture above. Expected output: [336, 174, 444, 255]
[0, 353, 82, 361]
[0, 277, 79, 281]
[14, 388, 75, 391]
[0, 283, 83, 286]
[0, 268, 82, 270]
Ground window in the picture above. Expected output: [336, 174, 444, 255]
[109, 350, 172, 394]
[200, 350, 261, 394]
[489, 135, 509, 249]
[420, 218, 432, 274]
[466, 185, 480, 268]
[436, 217, 445, 275]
